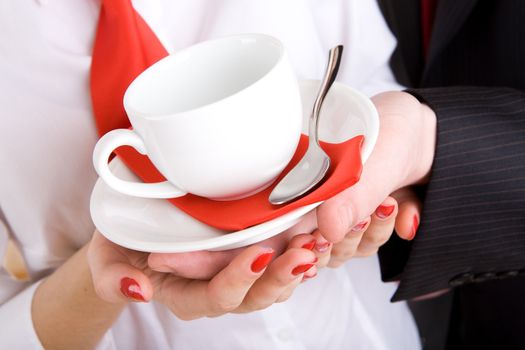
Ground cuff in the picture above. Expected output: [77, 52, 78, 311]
[0, 280, 45, 349]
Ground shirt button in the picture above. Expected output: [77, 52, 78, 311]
[276, 328, 295, 342]
[449, 273, 474, 287]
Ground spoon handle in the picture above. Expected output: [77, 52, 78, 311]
[309, 45, 343, 145]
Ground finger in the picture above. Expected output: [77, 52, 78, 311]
[355, 197, 398, 257]
[287, 231, 333, 269]
[157, 245, 274, 320]
[302, 264, 319, 279]
[328, 217, 371, 267]
[286, 233, 317, 252]
[148, 248, 243, 280]
[391, 188, 421, 240]
[311, 230, 333, 268]
[396, 199, 420, 241]
[236, 248, 317, 313]
[287, 233, 323, 275]
[302, 266, 319, 281]
[88, 231, 153, 303]
[275, 273, 304, 302]
[277, 264, 318, 303]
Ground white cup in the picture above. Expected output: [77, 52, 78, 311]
[93, 34, 303, 200]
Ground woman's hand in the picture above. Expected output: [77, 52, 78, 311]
[88, 229, 318, 320]
[146, 210, 319, 280]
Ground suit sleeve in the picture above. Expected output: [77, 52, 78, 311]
[379, 86, 525, 301]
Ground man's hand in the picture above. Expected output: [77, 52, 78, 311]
[316, 91, 436, 243]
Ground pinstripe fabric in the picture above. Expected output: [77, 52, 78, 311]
[395, 87, 525, 300]
[377, 0, 525, 303]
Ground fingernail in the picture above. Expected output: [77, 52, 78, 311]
[315, 241, 331, 253]
[301, 239, 316, 251]
[292, 261, 316, 275]
[251, 251, 274, 273]
[305, 272, 318, 280]
[120, 277, 145, 302]
[375, 204, 395, 219]
[352, 220, 368, 231]
[408, 215, 419, 240]
[302, 272, 318, 282]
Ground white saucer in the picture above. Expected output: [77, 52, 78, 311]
[90, 80, 379, 252]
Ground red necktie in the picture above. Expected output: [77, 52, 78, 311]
[90, 0, 364, 231]
[421, 0, 439, 58]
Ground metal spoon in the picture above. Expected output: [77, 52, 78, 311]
[269, 45, 343, 205]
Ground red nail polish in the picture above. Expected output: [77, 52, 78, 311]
[251, 251, 274, 273]
[315, 241, 331, 252]
[375, 204, 395, 219]
[301, 239, 316, 251]
[292, 263, 315, 275]
[120, 277, 145, 302]
[408, 215, 419, 240]
[352, 220, 368, 231]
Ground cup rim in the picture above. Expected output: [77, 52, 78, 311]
[123, 33, 286, 120]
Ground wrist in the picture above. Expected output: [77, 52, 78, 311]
[33, 244, 125, 349]
[412, 102, 436, 184]
[371, 91, 437, 189]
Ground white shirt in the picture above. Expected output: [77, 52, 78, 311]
[0, 0, 419, 349]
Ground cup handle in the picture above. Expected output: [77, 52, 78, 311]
[93, 129, 187, 198]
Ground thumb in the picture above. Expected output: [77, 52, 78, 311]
[88, 231, 153, 303]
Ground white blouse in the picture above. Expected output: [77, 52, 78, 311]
[0, 0, 419, 349]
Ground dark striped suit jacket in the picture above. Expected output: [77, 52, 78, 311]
[377, 0, 525, 346]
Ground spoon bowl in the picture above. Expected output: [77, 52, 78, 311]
[268, 144, 331, 205]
